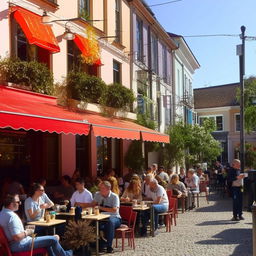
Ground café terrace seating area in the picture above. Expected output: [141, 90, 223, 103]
[0, 167, 212, 255]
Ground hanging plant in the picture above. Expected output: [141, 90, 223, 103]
[81, 26, 100, 65]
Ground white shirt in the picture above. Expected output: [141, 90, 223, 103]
[70, 189, 93, 207]
[149, 184, 169, 207]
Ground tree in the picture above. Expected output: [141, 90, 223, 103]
[161, 120, 222, 168]
[237, 76, 256, 132]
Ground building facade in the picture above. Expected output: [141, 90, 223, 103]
[194, 83, 256, 164]
[168, 33, 200, 125]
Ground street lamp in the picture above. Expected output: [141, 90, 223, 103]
[236, 26, 246, 172]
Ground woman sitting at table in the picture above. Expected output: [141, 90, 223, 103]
[107, 176, 120, 196]
[24, 183, 54, 235]
[167, 174, 187, 198]
[120, 179, 142, 202]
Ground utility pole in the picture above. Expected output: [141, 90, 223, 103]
[237, 26, 246, 171]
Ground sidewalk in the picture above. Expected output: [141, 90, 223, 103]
[112, 193, 252, 256]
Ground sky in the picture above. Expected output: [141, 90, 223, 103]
[146, 0, 256, 89]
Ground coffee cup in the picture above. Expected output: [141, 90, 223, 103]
[46, 214, 51, 223]
[70, 207, 75, 214]
[87, 207, 93, 215]
[94, 206, 99, 215]
[132, 199, 137, 206]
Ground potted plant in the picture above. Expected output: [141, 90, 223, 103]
[62, 220, 96, 256]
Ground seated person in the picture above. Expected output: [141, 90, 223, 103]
[121, 179, 142, 202]
[141, 179, 169, 236]
[178, 167, 186, 184]
[70, 178, 93, 208]
[142, 174, 153, 198]
[24, 183, 54, 235]
[167, 174, 187, 198]
[107, 176, 120, 196]
[197, 168, 209, 182]
[158, 166, 169, 182]
[90, 181, 121, 254]
[185, 169, 200, 208]
[167, 174, 190, 210]
[54, 175, 75, 203]
[0, 194, 72, 256]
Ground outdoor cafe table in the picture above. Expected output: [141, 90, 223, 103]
[27, 219, 66, 235]
[82, 213, 110, 256]
[132, 203, 155, 237]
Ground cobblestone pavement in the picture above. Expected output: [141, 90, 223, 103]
[108, 193, 252, 256]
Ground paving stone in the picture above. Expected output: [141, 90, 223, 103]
[109, 193, 252, 256]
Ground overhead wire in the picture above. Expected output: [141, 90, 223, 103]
[148, 0, 182, 7]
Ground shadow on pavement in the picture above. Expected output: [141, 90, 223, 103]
[196, 228, 252, 256]
[196, 220, 235, 226]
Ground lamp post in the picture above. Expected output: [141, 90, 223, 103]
[237, 26, 246, 172]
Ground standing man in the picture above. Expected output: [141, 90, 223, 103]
[70, 178, 93, 207]
[228, 159, 245, 221]
[91, 181, 121, 253]
[0, 194, 72, 256]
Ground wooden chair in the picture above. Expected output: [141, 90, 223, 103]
[115, 211, 137, 251]
[0, 227, 48, 256]
[199, 180, 210, 204]
[119, 205, 133, 225]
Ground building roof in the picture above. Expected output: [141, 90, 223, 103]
[194, 83, 240, 109]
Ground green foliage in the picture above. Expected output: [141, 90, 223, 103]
[124, 140, 145, 172]
[67, 71, 107, 104]
[161, 122, 222, 168]
[236, 76, 256, 132]
[136, 113, 156, 129]
[245, 143, 256, 168]
[103, 83, 135, 109]
[0, 58, 54, 94]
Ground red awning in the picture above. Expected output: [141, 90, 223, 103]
[87, 114, 169, 142]
[141, 131, 170, 143]
[0, 85, 169, 142]
[12, 6, 60, 53]
[0, 86, 89, 135]
[74, 34, 102, 66]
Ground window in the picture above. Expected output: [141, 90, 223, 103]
[136, 17, 143, 62]
[113, 60, 121, 84]
[78, 0, 90, 19]
[67, 41, 82, 72]
[115, 0, 121, 43]
[199, 115, 223, 131]
[162, 45, 167, 83]
[151, 34, 158, 74]
[13, 23, 50, 67]
[216, 116, 223, 131]
[235, 114, 240, 132]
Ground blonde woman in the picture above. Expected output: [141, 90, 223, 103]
[121, 179, 142, 202]
[167, 174, 187, 197]
[107, 176, 120, 196]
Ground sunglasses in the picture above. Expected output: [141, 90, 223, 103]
[38, 189, 45, 192]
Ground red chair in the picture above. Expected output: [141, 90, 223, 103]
[0, 227, 48, 256]
[119, 205, 133, 225]
[115, 211, 137, 251]
[158, 196, 177, 232]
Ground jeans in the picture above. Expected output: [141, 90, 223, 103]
[11, 236, 73, 256]
[152, 204, 168, 230]
[100, 216, 121, 248]
[232, 187, 243, 217]
[141, 204, 168, 233]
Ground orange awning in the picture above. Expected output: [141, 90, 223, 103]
[141, 131, 170, 143]
[12, 6, 60, 53]
[74, 34, 102, 66]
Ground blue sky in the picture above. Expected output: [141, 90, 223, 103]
[146, 0, 256, 88]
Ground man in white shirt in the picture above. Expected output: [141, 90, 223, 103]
[70, 178, 93, 207]
[141, 179, 169, 236]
